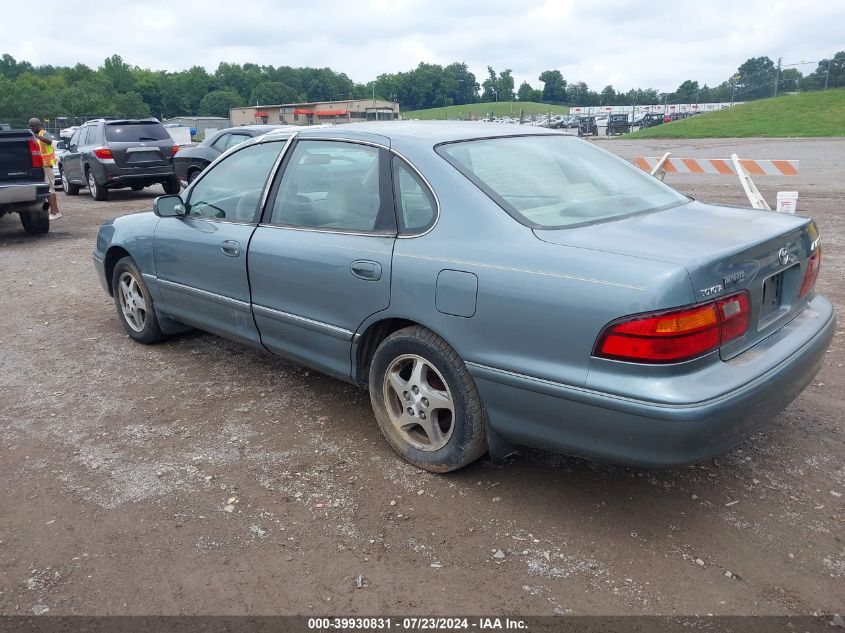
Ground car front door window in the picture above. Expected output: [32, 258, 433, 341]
[187, 141, 284, 223]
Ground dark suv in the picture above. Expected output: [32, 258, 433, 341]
[60, 119, 179, 200]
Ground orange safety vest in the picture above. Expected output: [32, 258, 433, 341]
[36, 130, 56, 167]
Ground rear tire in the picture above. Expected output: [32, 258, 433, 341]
[162, 178, 181, 194]
[368, 326, 487, 472]
[87, 169, 108, 201]
[111, 257, 165, 344]
[61, 167, 80, 195]
[20, 207, 50, 235]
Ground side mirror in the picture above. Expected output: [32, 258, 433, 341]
[154, 195, 186, 217]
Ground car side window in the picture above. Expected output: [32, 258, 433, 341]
[69, 129, 80, 148]
[392, 157, 437, 234]
[77, 127, 89, 147]
[211, 133, 230, 151]
[187, 141, 283, 223]
[89, 125, 103, 145]
[226, 134, 249, 150]
[269, 140, 395, 233]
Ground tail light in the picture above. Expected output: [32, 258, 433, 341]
[28, 138, 43, 168]
[595, 291, 751, 363]
[93, 147, 113, 160]
[171, 145, 179, 156]
[799, 248, 822, 299]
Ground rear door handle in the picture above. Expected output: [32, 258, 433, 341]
[350, 260, 382, 281]
[220, 240, 240, 257]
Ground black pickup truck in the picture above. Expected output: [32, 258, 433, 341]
[0, 127, 51, 234]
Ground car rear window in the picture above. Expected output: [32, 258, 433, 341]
[436, 135, 687, 229]
[105, 122, 170, 142]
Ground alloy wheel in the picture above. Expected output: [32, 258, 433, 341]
[382, 354, 455, 451]
[117, 272, 147, 332]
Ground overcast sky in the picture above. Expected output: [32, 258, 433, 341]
[3, 0, 843, 93]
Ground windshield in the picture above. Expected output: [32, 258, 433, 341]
[437, 135, 687, 228]
[105, 122, 169, 142]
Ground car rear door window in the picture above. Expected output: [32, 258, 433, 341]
[268, 140, 395, 233]
[187, 141, 284, 223]
[392, 157, 437, 234]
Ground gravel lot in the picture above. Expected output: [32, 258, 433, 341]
[0, 137, 842, 617]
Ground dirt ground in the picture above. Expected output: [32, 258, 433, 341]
[0, 137, 842, 617]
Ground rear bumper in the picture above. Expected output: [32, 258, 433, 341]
[0, 181, 50, 211]
[95, 163, 175, 187]
[469, 295, 836, 466]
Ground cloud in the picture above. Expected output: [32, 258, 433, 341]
[2, 0, 843, 93]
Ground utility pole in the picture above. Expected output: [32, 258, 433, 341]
[774, 57, 782, 97]
[825, 59, 831, 91]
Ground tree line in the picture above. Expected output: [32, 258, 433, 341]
[0, 51, 842, 124]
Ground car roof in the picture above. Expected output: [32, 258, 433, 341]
[229, 124, 297, 132]
[262, 121, 563, 151]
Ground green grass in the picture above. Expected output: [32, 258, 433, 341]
[626, 89, 845, 138]
[402, 101, 570, 120]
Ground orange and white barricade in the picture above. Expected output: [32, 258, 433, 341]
[633, 152, 799, 211]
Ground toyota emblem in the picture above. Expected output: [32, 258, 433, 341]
[778, 247, 789, 266]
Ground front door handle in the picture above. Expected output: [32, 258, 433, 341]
[220, 240, 240, 257]
[350, 260, 382, 281]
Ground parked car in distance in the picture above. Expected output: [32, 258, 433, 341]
[606, 114, 632, 135]
[575, 115, 598, 136]
[635, 113, 665, 128]
[60, 118, 180, 201]
[173, 125, 299, 186]
[93, 122, 834, 473]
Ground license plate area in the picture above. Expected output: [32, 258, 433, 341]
[759, 271, 783, 320]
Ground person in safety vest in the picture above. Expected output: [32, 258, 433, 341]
[28, 118, 62, 220]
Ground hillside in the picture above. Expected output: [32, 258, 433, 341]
[402, 101, 570, 120]
[627, 90, 845, 138]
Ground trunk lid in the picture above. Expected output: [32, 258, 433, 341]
[534, 200, 820, 359]
[104, 121, 173, 169]
[0, 130, 37, 182]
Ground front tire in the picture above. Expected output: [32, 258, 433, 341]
[88, 169, 108, 201]
[111, 257, 165, 344]
[369, 326, 487, 472]
[20, 207, 50, 235]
